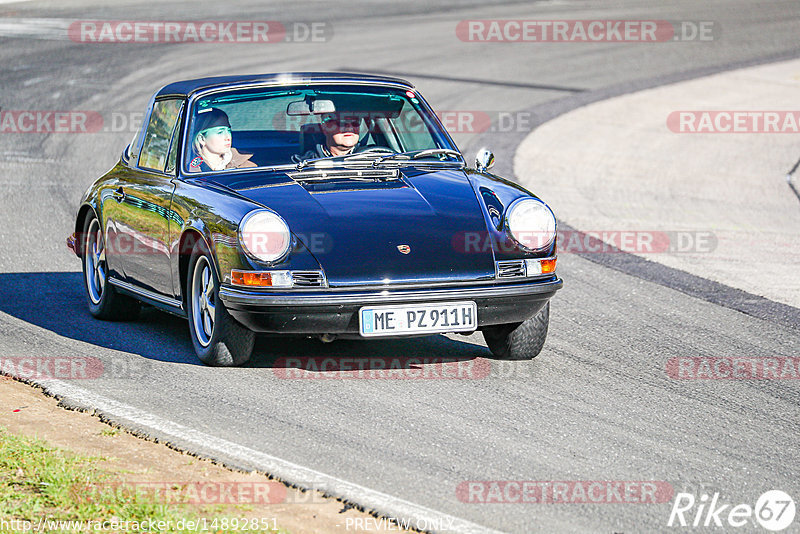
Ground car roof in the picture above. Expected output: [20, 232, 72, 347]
[156, 72, 414, 97]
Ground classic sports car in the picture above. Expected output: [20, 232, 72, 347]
[67, 72, 562, 366]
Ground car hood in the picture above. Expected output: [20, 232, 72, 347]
[224, 167, 495, 286]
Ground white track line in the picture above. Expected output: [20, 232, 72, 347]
[29, 378, 502, 534]
[0, 18, 71, 40]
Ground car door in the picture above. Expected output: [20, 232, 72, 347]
[112, 98, 183, 298]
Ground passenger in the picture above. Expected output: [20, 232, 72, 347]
[189, 108, 256, 172]
[300, 113, 361, 160]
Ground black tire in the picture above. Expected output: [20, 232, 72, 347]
[186, 241, 254, 366]
[482, 302, 550, 360]
[81, 213, 140, 321]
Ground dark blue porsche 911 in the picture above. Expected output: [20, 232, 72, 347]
[67, 72, 562, 366]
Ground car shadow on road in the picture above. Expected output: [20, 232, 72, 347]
[249, 333, 489, 372]
[0, 272, 490, 369]
[0, 272, 197, 364]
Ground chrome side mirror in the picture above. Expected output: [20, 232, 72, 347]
[475, 148, 495, 172]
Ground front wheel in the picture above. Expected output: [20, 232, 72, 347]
[482, 302, 550, 360]
[186, 242, 254, 366]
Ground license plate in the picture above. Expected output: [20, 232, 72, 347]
[359, 301, 477, 337]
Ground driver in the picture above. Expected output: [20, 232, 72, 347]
[299, 113, 361, 160]
[189, 108, 256, 172]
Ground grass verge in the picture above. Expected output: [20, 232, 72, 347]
[0, 425, 286, 533]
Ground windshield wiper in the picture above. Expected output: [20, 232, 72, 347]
[294, 152, 378, 170]
[294, 155, 331, 171]
[372, 148, 463, 166]
[294, 148, 462, 171]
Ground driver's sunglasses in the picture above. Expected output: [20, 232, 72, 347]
[329, 119, 360, 128]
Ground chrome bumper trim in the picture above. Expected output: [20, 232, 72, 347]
[219, 278, 562, 307]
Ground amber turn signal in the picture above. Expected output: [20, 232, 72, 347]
[231, 270, 273, 287]
[540, 258, 557, 274]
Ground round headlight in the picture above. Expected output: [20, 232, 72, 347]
[238, 209, 292, 263]
[505, 198, 556, 251]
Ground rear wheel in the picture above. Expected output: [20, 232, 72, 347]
[482, 302, 550, 360]
[186, 242, 254, 366]
[82, 214, 140, 320]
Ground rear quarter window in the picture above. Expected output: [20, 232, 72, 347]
[139, 99, 183, 172]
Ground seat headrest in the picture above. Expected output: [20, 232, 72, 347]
[299, 122, 325, 156]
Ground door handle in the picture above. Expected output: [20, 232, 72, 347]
[112, 187, 125, 203]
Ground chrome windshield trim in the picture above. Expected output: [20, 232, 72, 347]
[180, 81, 460, 177]
[189, 79, 415, 100]
[108, 277, 183, 309]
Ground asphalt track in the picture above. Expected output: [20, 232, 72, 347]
[1, 1, 800, 532]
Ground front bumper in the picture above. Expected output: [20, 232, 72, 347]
[220, 277, 562, 334]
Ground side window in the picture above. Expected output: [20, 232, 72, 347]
[139, 99, 183, 172]
[128, 94, 155, 163]
[126, 130, 140, 162]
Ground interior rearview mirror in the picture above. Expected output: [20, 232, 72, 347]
[286, 99, 336, 116]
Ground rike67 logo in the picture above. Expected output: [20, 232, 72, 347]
[668, 490, 795, 531]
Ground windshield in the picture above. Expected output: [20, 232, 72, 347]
[183, 84, 459, 173]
